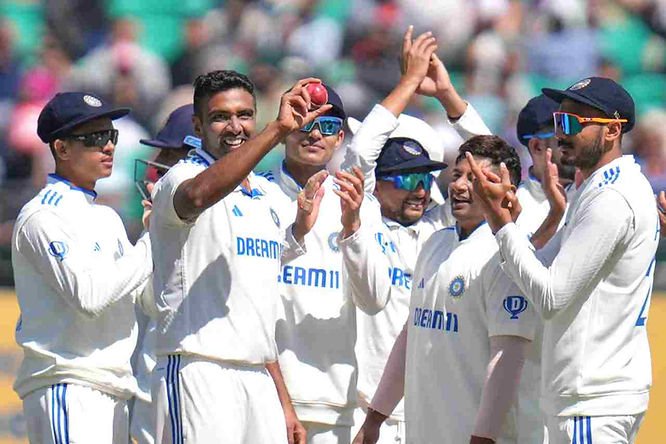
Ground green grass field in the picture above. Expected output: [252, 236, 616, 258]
[0, 290, 665, 443]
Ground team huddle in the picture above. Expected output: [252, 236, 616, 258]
[10, 28, 660, 444]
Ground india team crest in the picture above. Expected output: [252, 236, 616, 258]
[328, 232, 340, 252]
[270, 208, 280, 228]
[568, 78, 591, 91]
[448, 275, 465, 298]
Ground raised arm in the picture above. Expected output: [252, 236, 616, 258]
[174, 78, 333, 221]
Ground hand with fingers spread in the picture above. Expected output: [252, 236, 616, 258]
[277, 78, 333, 135]
[542, 148, 567, 217]
[465, 152, 515, 233]
[333, 167, 365, 238]
[399, 26, 438, 90]
[293, 169, 329, 243]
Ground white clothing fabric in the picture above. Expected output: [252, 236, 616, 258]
[496, 155, 659, 417]
[131, 395, 154, 444]
[351, 407, 405, 444]
[23, 383, 129, 444]
[301, 421, 351, 444]
[12, 174, 152, 400]
[260, 163, 387, 426]
[152, 355, 287, 444]
[150, 146, 297, 365]
[545, 413, 644, 444]
[406, 223, 540, 444]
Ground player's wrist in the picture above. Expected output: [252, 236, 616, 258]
[365, 406, 389, 425]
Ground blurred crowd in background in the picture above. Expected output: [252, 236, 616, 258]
[1, 0, 666, 285]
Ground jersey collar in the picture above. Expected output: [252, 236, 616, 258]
[191, 145, 217, 167]
[47, 173, 97, 201]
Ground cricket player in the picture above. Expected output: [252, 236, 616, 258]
[352, 136, 540, 444]
[149, 70, 331, 443]
[130, 104, 199, 444]
[260, 81, 392, 443]
[12, 92, 153, 443]
[469, 77, 658, 443]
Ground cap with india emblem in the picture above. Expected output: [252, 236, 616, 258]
[542, 77, 635, 133]
[37, 92, 130, 143]
[376, 137, 447, 176]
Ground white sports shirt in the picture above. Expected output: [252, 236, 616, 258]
[150, 146, 297, 365]
[339, 104, 487, 421]
[12, 174, 152, 399]
[406, 223, 539, 443]
[496, 155, 659, 417]
[260, 163, 388, 426]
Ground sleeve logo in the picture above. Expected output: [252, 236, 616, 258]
[48, 241, 68, 261]
[503, 295, 528, 319]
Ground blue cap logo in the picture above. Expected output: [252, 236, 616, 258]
[402, 140, 422, 156]
[569, 79, 591, 91]
[83, 95, 102, 107]
[503, 296, 528, 319]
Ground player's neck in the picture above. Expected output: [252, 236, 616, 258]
[580, 146, 623, 181]
[54, 165, 96, 191]
[284, 159, 326, 188]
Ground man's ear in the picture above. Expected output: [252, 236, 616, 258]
[53, 139, 69, 161]
[192, 115, 204, 138]
[527, 138, 542, 155]
[333, 130, 345, 150]
[605, 121, 622, 142]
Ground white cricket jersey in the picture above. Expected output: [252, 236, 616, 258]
[406, 223, 540, 443]
[12, 174, 152, 399]
[150, 146, 293, 365]
[260, 163, 387, 426]
[496, 155, 659, 417]
[339, 103, 459, 422]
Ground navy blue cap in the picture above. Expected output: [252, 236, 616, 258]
[323, 84, 346, 120]
[376, 137, 447, 175]
[37, 92, 130, 143]
[516, 95, 559, 147]
[542, 77, 635, 133]
[140, 104, 199, 150]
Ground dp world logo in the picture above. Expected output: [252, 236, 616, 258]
[503, 296, 528, 319]
[48, 241, 68, 261]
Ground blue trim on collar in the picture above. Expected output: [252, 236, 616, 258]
[47, 174, 97, 199]
[281, 161, 304, 191]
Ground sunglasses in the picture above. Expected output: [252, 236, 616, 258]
[521, 132, 555, 140]
[553, 112, 627, 136]
[66, 129, 119, 147]
[300, 116, 343, 136]
[378, 172, 434, 192]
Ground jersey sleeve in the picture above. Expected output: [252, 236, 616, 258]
[484, 256, 538, 341]
[340, 104, 399, 194]
[339, 196, 392, 314]
[496, 188, 634, 319]
[152, 162, 203, 227]
[448, 102, 493, 140]
[16, 210, 153, 318]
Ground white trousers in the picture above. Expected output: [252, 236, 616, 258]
[152, 354, 288, 444]
[301, 421, 351, 444]
[130, 396, 154, 444]
[546, 413, 645, 444]
[23, 383, 129, 444]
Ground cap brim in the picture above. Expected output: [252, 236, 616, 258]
[541, 88, 610, 115]
[139, 138, 173, 148]
[52, 107, 130, 139]
[378, 159, 447, 175]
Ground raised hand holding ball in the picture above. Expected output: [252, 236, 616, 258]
[306, 82, 328, 108]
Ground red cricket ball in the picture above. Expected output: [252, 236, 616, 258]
[306, 82, 328, 107]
